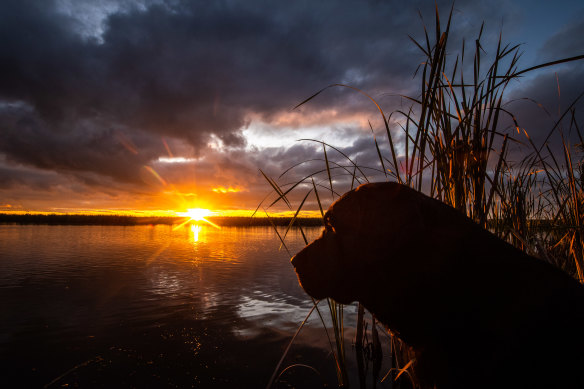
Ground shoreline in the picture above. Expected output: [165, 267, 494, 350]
[0, 213, 324, 227]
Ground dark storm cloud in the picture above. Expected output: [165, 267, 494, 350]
[0, 101, 163, 183]
[0, 0, 580, 210]
[506, 15, 584, 154]
[509, 68, 584, 143]
[539, 16, 584, 61]
[0, 162, 63, 191]
[0, 0, 514, 181]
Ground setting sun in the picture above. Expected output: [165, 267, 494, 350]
[182, 208, 212, 221]
[175, 208, 220, 229]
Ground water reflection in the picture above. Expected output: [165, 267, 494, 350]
[190, 223, 203, 243]
[0, 224, 389, 388]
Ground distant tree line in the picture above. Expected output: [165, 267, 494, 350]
[0, 214, 324, 227]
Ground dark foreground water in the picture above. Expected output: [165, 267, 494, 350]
[0, 224, 393, 388]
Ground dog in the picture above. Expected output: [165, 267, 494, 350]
[291, 182, 584, 388]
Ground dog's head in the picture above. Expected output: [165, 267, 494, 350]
[291, 182, 431, 304]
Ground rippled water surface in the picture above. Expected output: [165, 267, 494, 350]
[0, 224, 392, 388]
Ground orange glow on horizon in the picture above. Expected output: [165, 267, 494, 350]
[0, 208, 323, 218]
[0, 136, 325, 219]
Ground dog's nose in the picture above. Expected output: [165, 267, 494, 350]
[290, 253, 299, 267]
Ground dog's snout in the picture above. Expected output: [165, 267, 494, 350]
[291, 247, 307, 268]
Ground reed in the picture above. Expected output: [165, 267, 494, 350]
[525, 107, 584, 280]
[261, 5, 584, 387]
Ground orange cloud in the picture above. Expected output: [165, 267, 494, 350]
[212, 185, 245, 194]
[248, 109, 370, 128]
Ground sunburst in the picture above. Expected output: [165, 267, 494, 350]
[174, 208, 220, 229]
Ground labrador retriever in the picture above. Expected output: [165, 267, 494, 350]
[291, 182, 584, 388]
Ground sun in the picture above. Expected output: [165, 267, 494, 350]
[183, 208, 212, 221]
[175, 208, 220, 229]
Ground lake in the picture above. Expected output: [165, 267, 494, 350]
[0, 224, 394, 388]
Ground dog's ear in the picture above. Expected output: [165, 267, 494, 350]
[325, 189, 362, 234]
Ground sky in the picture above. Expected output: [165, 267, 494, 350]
[0, 0, 583, 216]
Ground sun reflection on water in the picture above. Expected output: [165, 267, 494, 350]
[190, 224, 203, 243]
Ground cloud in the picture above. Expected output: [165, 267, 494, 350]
[0, 0, 581, 211]
[0, 101, 164, 184]
[538, 12, 584, 61]
[505, 15, 584, 153]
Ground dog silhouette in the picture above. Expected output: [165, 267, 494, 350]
[291, 182, 584, 388]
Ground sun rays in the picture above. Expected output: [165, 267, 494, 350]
[174, 208, 220, 230]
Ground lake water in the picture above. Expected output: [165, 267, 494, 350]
[0, 224, 393, 388]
